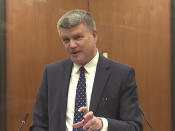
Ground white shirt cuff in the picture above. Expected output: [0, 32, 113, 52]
[99, 117, 108, 131]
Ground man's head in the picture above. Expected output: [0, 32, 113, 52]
[57, 9, 98, 65]
[57, 9, 96, 35]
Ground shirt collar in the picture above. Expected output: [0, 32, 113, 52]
[72, 50, 99, 74]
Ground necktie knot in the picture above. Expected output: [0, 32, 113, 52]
[79, 67, 85, 78]
[79, 66, 85, 73]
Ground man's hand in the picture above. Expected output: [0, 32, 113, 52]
[72, 107, 103, 131]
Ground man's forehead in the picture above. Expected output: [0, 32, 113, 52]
[60, 23, 87, 30]
[60, 24, 89, 36]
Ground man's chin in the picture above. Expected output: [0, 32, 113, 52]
[71, 58, 85, 65]
[71, 57, 80, 64]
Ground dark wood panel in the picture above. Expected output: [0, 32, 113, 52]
[90, 0, 171, 131]
[171, 0, 175, 130]
[0, 0, 6, 130]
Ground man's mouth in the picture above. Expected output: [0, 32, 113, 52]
[71, 51, 80, 55]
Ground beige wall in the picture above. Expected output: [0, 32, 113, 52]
[6, 0, 171, 131]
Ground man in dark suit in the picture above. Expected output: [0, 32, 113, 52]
[30, 9, 142, 131]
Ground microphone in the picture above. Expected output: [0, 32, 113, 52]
[133, 98, 154, 131]
[18, 112, 29, 131]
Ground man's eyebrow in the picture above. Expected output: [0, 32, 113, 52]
[72, 33, 83, 37]
[61, 35, 69, 39]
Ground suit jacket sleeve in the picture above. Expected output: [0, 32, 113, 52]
[107, 67, 142, 131]
[30, 67, 48, 131]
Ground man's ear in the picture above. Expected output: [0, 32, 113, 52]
[92, 30, 98, 41]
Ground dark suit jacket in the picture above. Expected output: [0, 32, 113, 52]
[30, 54, 142, 131]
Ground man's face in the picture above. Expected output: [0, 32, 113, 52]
[60, 23, 98, 65]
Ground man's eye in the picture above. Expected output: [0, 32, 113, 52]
[74, 35, 83, 40]
[63, 38, 70, 43]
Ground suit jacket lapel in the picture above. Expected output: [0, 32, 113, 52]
[59, 59, 73, 131]
[89, 55, 110, 113]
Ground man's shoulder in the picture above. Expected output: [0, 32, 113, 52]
[99, 55, 133, 71]
[103, 58, 135, 78]
[109, 59, 131, 70]
[46, 58, 72, 70]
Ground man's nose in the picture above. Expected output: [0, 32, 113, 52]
[69, 39, 77, 48]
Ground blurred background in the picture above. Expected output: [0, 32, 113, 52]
[0, 0, 174, 131]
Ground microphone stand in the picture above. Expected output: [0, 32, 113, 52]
[18, 113, 29, 131]
[138, 105, 154, 131]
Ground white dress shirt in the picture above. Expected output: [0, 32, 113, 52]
[65, 50, 108, 131]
